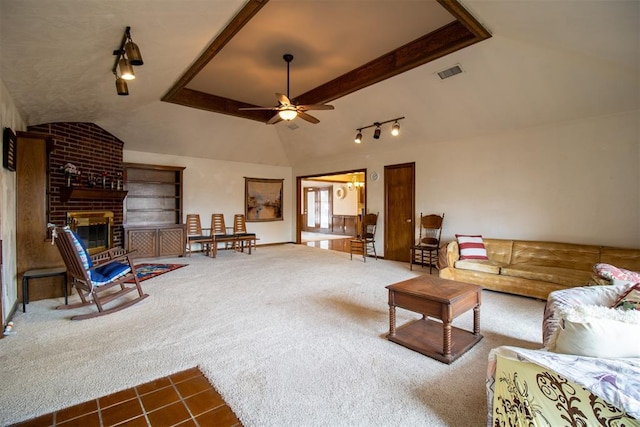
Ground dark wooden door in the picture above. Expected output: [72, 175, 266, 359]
[384, 163, 415, 262]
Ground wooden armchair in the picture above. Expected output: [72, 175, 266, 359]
[53, 226, 148, 320]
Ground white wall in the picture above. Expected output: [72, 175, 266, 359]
[123, 151, 294, 244]
[0, 77, 26, 323]
[332, 183, 358, 216]
[293, 110, 640, 255]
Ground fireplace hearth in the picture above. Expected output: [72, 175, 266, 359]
[67, 211, 114, 255]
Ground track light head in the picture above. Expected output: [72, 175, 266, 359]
[391, 121, 400, 136]
[373, 125, 381, 140]
[354, 131, 362, 144]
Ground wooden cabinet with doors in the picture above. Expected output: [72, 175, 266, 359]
[331, 215, 358, 236]
[16, 132, 67, 303]
[123, 163, 186, 258]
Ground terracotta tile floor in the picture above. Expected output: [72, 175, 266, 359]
[12, 367, 242, 427]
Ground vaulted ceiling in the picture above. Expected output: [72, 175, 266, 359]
[0, 0, 638, 167]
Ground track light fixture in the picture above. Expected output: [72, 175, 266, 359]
[353, 116, 404, 144]
[112, 26, 143, 95]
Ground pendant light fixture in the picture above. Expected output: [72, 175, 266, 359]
[353, 116, 404, 144]
[112, 26, 144, 95]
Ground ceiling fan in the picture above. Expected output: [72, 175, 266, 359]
[239, 54, 334, 124]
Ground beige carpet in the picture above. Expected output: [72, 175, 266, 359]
[0, 244, 545, 426]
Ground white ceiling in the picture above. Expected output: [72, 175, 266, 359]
[1, 0, 638, 167]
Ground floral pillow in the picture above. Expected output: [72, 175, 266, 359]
[593, 263, 640, 286]
[612, 283, 640, 311]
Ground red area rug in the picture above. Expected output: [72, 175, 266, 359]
[127, 263, 186, 283]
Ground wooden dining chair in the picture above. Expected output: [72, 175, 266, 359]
[185, 214, 213, 256]
[233, 214, 257, 254]
[210, 213, 237, 257]
[350, 213, 378, 262]
[53, 226, 148, 320]
[410, 213, 445, 273]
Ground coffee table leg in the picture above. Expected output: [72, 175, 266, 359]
[443, 321, 452, 358]
[473, 305, 480, 335]
[389, 305, 396, 336]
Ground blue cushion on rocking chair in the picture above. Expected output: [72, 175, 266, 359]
[90, 262, 132, 287]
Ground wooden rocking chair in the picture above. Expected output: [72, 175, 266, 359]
[53, 226, 148, 320]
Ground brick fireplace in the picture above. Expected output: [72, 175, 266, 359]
[27, 122, 126, 248]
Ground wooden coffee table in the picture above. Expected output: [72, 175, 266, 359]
[386, 275, 482, 364]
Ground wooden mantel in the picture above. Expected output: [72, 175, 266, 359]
[60, 187, 128, 202]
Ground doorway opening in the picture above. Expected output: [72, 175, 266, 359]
[296, 170, 366, 252]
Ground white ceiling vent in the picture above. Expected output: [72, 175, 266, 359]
[437, 64, 464, 80]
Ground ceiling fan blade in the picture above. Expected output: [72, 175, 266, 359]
[297, 111, 320, 124]
[298, 104, 334, 111]
[238, 106, 278, 111]
[276, 93, 291, 106]
[266, 113, 283, 125]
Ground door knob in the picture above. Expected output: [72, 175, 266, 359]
[406, 219, 412, 223]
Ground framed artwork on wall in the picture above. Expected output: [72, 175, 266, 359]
[3, 127, 16, 171]
[244, 177, 283, 222]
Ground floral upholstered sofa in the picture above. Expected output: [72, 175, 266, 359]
[487, 268, 640, 426]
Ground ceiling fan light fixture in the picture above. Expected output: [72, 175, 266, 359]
[354, 131, 362, 144]
[391, 121, 400, 136]
[279, 109, 298, 121]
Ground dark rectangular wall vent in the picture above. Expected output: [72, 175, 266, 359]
[437, 65, 464, 80]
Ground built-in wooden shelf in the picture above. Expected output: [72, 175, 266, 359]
[60, 186, 128, 202]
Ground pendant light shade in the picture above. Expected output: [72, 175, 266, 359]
[115, 76, 129, 95]
[125, 40, 143, 66]
[119, 57, 135, 80]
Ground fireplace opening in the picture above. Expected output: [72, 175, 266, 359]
[66, 211, 114, 255]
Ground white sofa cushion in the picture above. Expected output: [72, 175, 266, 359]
[547, 304, 640, 358]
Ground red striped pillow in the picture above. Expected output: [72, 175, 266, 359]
[456, 234, 489, 260]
